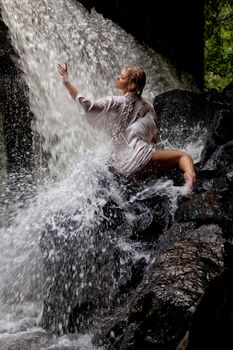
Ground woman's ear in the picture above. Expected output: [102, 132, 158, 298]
[128, 81, 137, 92]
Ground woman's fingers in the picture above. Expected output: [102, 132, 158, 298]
[58, 64, 65, 72]
[184, 172, 196, 193]
[57, 63, 68, 76]
[57, 64, 65, 75]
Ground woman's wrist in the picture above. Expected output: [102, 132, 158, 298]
[62, 75, 69, 84]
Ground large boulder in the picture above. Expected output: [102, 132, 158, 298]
[94, 223, 224, 350]
[177, 269, 233, 350]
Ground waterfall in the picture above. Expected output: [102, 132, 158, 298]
[0, 0, 204, 348]
[0, 0, 197, 175]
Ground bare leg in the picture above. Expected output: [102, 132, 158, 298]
[139, 149, 196, 190]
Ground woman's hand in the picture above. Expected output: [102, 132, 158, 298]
[184, 171, 197, 193]
[57, 62, 78, 100]
[58, 62, 69, 83]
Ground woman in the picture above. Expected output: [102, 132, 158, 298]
[58, 63, 196, 190]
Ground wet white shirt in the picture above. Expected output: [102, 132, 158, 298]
[76, 92, 158, 176]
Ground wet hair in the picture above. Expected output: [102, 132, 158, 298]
[125, 66, 146, 96]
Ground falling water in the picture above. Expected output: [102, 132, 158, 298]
[0, 0, 198, 174]
[0, 0, 205, 348]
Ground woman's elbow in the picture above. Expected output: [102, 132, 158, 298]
[151, 131, 158, 143]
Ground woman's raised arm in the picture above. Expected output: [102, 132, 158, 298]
[57, 62, 79, 101]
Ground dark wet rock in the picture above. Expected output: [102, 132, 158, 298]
[128, 195, 172, 243]
[94, 223, 224, 349]
[177, 269, 233, 350]
[116, 256, 148, 302]
[112, 172, 173, 243]
[0, 13, 18, 77]
[224, 238, 233, 271]
[154, 90, 209, 127]
[178, 237, 233, 349]
[0, 11, 34, 172]
[200, 98, 233, 163]
[153, 90, 210, 148]
[209, 109, 233, 146]
[175, 175, 233, 238]
[226, 169, 233, 185]
[201, 140, 233, 176]
[175, 190, 224, 225]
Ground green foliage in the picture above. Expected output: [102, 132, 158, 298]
[204, 0, 233, 91]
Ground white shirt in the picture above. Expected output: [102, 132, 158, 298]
[76, 92, 158, 176]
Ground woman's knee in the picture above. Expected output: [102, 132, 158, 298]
[181, 153, 194, 164]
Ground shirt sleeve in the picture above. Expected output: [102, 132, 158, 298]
[75, 94, 117, 131]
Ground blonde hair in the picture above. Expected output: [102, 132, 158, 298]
[125, 66, 146, 96]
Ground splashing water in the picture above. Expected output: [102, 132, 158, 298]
[0, 0, 205, 348]
[129, 179, 192, 218]
[0, 149, 112, 348]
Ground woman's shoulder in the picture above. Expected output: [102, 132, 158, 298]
[107, 94, 127, 108]
[138, 96, 155, 115]
[140, 96, 154, 108]
[101, 94, 125, 103]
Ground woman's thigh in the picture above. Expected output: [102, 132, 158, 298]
[151, 149, 186, 165]
[137, 149, 185, 176]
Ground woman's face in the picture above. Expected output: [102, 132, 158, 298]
[115, 68, 129, 93]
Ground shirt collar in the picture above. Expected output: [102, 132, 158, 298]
[124, 92, 140, 100]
